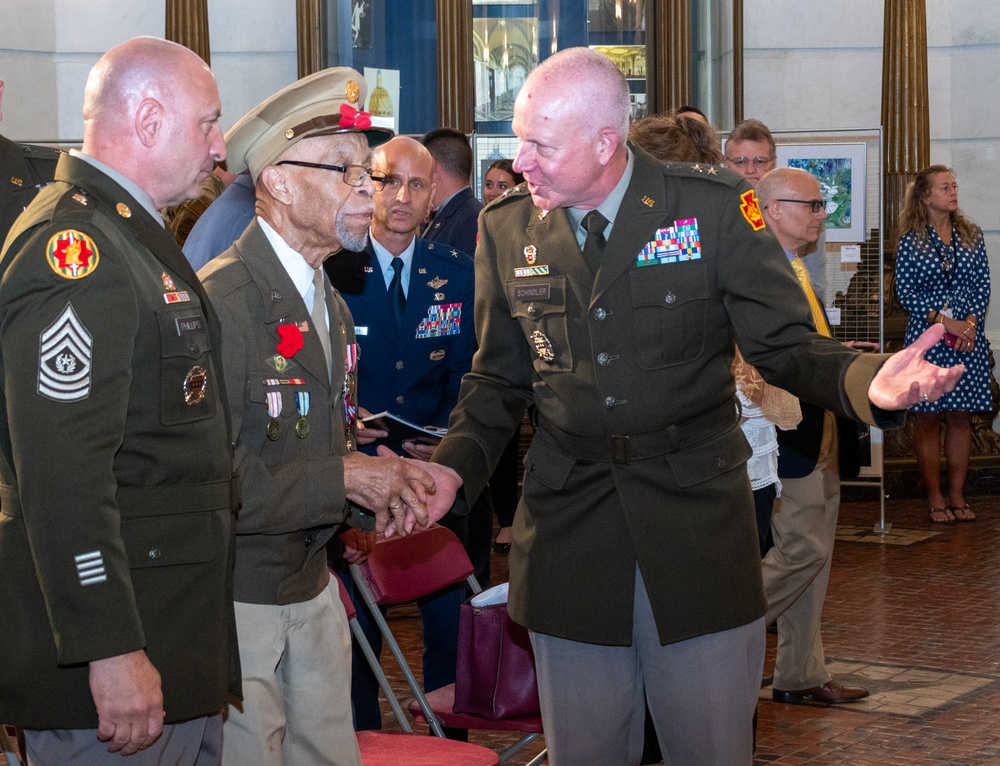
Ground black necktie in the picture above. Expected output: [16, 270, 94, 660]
[582, 210, 609, 274]
[389, 257, 406, 331]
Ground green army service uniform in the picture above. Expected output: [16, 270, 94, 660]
[198, 219, 363, 605]
[434, 145, 898, 648]
[199, 219, 365, 766]
[0, 134, 60, 245]
[0, 154, 239, 729]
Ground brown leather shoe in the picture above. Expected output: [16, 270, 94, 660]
[772, 678, 869, 704]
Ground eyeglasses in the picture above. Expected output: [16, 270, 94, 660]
[275, 161, 388, 191]
[775, 198, 826, 214]
[725, 156, 774, 168]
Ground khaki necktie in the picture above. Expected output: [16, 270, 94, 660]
[311, 268, 332, 382]
[791, 256, 831, 338]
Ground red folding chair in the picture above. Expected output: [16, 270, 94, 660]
[350, 524, 546, 765]
[356, 731, 499, 765]
[333, 570, 411, 732]
[334, 572, 502, 766]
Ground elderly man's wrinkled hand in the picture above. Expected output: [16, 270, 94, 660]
[383, 459, 463, 539]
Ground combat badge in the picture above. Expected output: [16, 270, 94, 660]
[530, 330, 555, 362]
[267, 354, 294, 373]
[47, 230, 99, 280]
[183, 365, 208, 405]
[524, 245, 537, 265]
[38, 301, 93, 402]
[740, 190, 766, 231]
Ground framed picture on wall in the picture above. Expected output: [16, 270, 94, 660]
[775, 143, 866, 243]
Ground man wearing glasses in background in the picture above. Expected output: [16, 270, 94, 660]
[198, 69, 461, 766]
[754, 166, 872, 705]
[725, 118, 827, 295]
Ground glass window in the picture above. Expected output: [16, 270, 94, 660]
[472, 0, 647, 132]
[691, 0, 736, 130]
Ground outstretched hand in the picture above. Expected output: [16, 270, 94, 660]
[868, 324, 965, 410]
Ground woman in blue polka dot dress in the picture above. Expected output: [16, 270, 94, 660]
[895, 165, 992, 524]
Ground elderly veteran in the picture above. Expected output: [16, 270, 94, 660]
[197, 68, 461, 766]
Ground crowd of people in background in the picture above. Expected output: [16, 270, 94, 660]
[0, 36, 984, 766]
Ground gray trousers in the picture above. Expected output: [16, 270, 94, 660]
[25, 713, 222, 766]
[530, 568, 764, 766]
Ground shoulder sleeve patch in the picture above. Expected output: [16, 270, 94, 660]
[739, 190, 766, 231]
[46, 229, 100, 279]
[38, 301, 93, 402]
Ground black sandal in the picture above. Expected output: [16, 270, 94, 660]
[950, 504, 976, 522]
[929, 507, 955, 524]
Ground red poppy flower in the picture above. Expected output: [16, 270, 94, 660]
[276, 324, 304, 358]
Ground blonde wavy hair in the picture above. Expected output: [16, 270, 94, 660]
[895, 165, 981, 248]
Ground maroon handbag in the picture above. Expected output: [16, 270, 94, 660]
[453, 596, 541, 719]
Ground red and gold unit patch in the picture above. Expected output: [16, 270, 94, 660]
[46, 230, 99, 279]
[739, 190, 766, 231]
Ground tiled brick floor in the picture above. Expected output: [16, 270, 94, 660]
[6, 495, 1000, 765]
[375, 495, 1000, 765]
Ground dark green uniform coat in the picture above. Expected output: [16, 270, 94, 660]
[434, 146, 898, 647]
[0, 134, 60, 246]
[0, 154, 239, 729]
[198, 219, 361, 606]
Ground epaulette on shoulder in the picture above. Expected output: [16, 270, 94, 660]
[661, 161, 744, 188]
[485, 182, 531, 210]
[20, 142, 63, 165]
[425, 240, 475, 269]
[51, 186, 99, 225]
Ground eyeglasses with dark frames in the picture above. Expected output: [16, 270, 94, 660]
[725, 156, 774, 168]
[275, 161, 388, 191]
[775, 198, 826, 214]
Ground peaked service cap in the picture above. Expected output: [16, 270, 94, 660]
[225, 67, 394, 181]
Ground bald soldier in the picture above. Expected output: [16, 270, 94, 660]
[429, 47, 962, 765]
[0, 37, 237, 765]
[198, 70, 460, 766]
